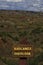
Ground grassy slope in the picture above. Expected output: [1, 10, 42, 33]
[0, 10, 43, 65]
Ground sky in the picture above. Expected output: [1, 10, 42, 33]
[6, 0, 22, 2]
[0, 0, 43, 12]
